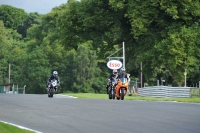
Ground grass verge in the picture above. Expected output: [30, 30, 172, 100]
[62, 93, 200, 103]
[0, 121, 35, 133]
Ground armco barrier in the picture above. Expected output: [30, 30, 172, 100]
[0, 86, 5, 93]
[138, 86, 191, 98]
[190, 88, 200, 97]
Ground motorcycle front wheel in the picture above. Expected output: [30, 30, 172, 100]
[111, 89, 115, 99]
[48, 88, 54, 98]
[120, 88, 125, 100]
[109, 90, 115, 100]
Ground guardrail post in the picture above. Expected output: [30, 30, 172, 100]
[199, 81, 200, 88]
[12, 84, 14, 94]
[157, 80, 159, 86]
[23, 85, 26, 94]
[199, 88, 200, 97]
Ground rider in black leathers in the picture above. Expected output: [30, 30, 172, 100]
[46, 71, 60, 91]
[106, 69, 118, 94]
[118, 67, 130, 84]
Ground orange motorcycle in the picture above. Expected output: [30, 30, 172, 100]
[115, 77, 129, 100]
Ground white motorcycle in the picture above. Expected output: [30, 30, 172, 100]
[47, 79, 58, 98]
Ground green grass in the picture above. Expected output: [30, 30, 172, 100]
[64, 93, 108, 99]
[62, 93, 200, 103]
[0, 121, 35, 133]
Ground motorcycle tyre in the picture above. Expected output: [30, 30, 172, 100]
[47, 89, 51, 97]
[120, 88, 125, 100]
[108, 94, 115, 100]
[111, 89, 115, 99]
[48, 88, 53, 98]
[50, 90, 53, 97]
[108, 93, 112, 100]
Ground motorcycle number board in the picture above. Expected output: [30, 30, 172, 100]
[107, 60, 122, 70]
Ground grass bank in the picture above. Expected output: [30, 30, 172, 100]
[0, 121, 34, 133]
[63, 93, 200, 103]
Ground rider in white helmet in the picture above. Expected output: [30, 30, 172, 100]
[118, 67, 130, 82]
[46, 71, 60, 90]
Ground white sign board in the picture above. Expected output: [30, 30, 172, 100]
[107, 60, 122, 70]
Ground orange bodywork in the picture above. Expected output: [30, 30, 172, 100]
[115, 79, 129, 98]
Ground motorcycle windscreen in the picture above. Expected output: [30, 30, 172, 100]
[121, 78, 126, 83]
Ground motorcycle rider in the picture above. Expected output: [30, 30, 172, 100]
[106, 69, 118, 94]
[118, 67, 130, 81]
[46, 71, 60, 91]
[115, 67, 130, 97]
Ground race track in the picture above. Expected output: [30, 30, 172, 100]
[0, 94, 200, 133]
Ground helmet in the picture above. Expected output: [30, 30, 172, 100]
[53, 71, 58, 77]
[121, 67, 125, 72]
[113, 69, 118, 75]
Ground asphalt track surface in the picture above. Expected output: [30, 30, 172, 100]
[0, 94, 200, 133]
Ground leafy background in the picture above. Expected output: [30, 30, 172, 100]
[0, 0, 200, 94]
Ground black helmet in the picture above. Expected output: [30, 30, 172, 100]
[113, 69, 118, 75]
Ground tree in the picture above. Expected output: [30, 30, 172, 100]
[110, 0, 200, 86]
[57, 0, 130, 49]
[0, 5, 27, 30]
[0, 20, 26, 87]
[18, 12, 43, 38]
[73, 41, 101, 92]
[21, 46, 50, 94]
[0, 21, 11, 85]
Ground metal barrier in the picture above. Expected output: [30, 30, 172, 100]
[0, 84, 26, 94]
[190, 88, 200, 97]
[128, 81, 140, 94]
[12, 84, 25, 94]
[6, 84, 26, 94]
[138, 86, 191, 98]
[0, 86, 5, 93]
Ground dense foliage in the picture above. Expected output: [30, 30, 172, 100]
[0, 0, 200, 93]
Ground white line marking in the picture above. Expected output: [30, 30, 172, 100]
[0, 120, 43, 133]
[56, 94, 77, 98]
